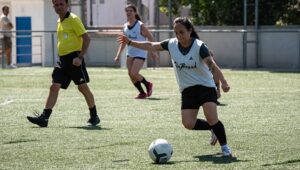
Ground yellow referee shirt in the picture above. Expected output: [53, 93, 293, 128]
[57, 12, 86, 56]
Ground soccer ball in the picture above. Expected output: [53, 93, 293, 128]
[148, 139, 173, 163]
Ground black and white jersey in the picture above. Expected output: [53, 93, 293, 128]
[123, 20, 147, 58]
[161, 38, 215, 92]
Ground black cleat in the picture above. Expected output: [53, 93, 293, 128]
[87, 115, 100, 126]
[27, 113, 48, 127]
[216, 100, 221, 106]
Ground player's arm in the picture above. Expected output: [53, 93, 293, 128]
[117, 34, 164, 51]
[210, 50, 221, 97]
[73, 33, 90, 66]
[140, 24, 159, 60]
[203, 56, 230, 92]
[115, 35, 126, 63]
[79, 33, 90, 59]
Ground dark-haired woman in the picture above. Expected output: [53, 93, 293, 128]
[115, 4, 158, 99]
[117, 17, 232, 156]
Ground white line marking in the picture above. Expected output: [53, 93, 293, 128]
[0, 100, 14, 106]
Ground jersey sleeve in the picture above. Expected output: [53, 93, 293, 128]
[160, 39, 170, 51]
[199, 44, 210, 59]
[72, 17, 86, 36]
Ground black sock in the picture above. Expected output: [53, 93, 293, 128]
[211, 121, 227, 146]
[141, 77, 149, 87]
[89, 105, 97, 117]
[193, 119, 212, 130]
[42, 109, 52, 119]
[134, 82, 145, 94]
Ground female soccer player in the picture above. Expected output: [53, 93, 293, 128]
[117, 17, 232, 156]
[114, 4, 158, 99]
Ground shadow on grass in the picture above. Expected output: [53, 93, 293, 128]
[68, 126, 111, 131]
[149, 154, 247, 165]
[217, 103, 227, 106]
[147, 97, 169, 101]
[150, 161, 176, 165]
[230, 68, 300, 73]
[262, 159, 300, 167]
[193, 153, 249, 164]
[112, 159, 130, 163]
[3, 139, 39, 144]
[269, 70, 300, 74]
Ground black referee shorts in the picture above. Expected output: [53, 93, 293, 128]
[181, 85, 217, 110]
[52, 51, 90, 89]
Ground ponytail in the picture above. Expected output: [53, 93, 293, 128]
[135, 14, 142, 21]
[190, 31, 200, 39]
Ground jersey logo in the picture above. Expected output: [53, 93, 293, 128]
[189, 57, 193, 60]
[174, 61, 197, 70]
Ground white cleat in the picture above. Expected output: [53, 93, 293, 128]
[221, 145, 232, 157]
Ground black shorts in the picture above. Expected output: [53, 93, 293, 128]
[2, 36, 12, 49]
[52, 51, 90, 89]
[127, 55, 146, 61]
[181, 85, 217, 110]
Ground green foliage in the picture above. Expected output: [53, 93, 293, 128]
[0, 68, 300, 169]
[159, 0, 190, 16]
[159, 0, 300, 25]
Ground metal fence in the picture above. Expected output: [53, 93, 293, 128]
[0, 30, 56, 68]
[1, 28, 300, 70]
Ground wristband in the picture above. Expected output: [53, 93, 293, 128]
[127, 40, 132, 45]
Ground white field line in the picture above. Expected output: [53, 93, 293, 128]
[0, 100, 14, 106]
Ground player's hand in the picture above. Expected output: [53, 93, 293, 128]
[114, 56, 120, 64]
[117, 34, 129, 45]
[73, 57, 82, 66]
[221, 80, 230, 92]
[8, 23, 13, 29]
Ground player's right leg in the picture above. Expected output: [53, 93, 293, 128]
[127, 57, 147, 99]
[27, 83, 61, 127]
[26, 63, 71, 127]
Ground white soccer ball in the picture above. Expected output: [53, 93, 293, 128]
[148, 139, 173, 163]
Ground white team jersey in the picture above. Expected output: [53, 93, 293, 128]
[0, 14, 12, 37]
[123, 20, 147, 58]
[168, 38, 215, 92]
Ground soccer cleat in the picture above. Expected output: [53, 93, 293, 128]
[216, 100, 221, 106]
[27, 113, 48, 127]
[210, 130, 218, 146]
[87, 115, 100, 126]
[221, 145, 232, 157]
[146, 82, 153, 97]
[135, 93, 147, 99]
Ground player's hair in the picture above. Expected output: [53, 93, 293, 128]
[2, 6, 9, 12]
[173, 17, 200, 39]
[52, 0, 68, 4]
[125, 4, 142, 21]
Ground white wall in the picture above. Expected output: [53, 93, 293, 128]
[0, 0, 49, 65]
[86, 0, 156, 27]
[87, 0, 127, 27]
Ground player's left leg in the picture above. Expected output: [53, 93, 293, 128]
[78, 83, 100, 126]
[203, 102, 232, 156]
[131, 58, 153, 97]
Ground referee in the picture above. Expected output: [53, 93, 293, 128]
[27, 0, 100, 127]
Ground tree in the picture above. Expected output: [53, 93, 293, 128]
[159, 0, 189, 16]
[159, 0, 300, 25]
